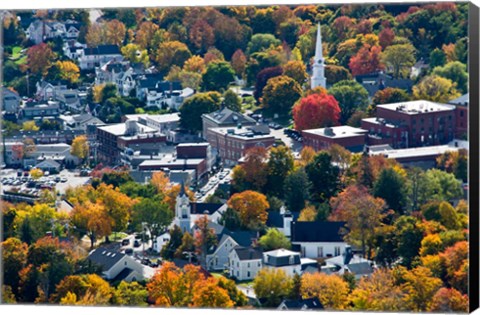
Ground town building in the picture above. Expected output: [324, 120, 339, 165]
[263, 248, 302, 277]
[302, 126, 368, 152]
[291, 221, 348, 259]
[2, 88, 21, 114]
[355, 71, 414, 98]
[20, 101, 61, 123]
[207, 124, 275, 167]
[25, 19, 80, 44]
[228, 246, 263, 281]
[123, 113, 181, 142]
[278, 298, 323, 311]
[78, 45, 123, 70]
[361, 100, 456, 148]
[449, 93, 469, 139]
[96, 119, 166, 165]
[311, 23, 326, 89]
[202, 107, 257, 141]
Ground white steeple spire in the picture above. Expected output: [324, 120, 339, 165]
[311, 23, 327, 89]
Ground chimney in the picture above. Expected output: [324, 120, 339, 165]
[283, 211, 293, 238]
[344, 245, 353, 265]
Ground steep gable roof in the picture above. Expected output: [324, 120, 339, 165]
[88, 248, 125, 271]
[291, 221, 347, 243]
[233, 246, 263, 261]
[203, 107, 256, 125]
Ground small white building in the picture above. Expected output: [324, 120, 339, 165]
[291, 221, 348, 259]
[78, 45, 123, 70]
[263, 248, 302, 277]
[228, 246, 263, 281]
[88, 248, 154, 282]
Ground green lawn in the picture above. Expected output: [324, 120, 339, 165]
[11, 46, 27, 65]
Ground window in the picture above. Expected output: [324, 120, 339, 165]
[460, 111, 464, 117]
[247, 271, 250, 278]
[335, 246, 341, 256]
[125, 261, 127, 265]
[247, 262, 250, 268]
[317, 246, 323, 257]
[258, 262, 261, 267]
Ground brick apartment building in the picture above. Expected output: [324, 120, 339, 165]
[96, 119, 166, 165]
[302, 126, 368, 152]
[207, 124, 275, 167]
[448, 93, 469, 139]
[361, 100, 457, 149]
[202, 107, 257, 141]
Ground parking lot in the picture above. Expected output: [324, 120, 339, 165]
[1, 168, 91, 197]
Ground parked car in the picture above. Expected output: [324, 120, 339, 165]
[124, 248, 134, 255]
[121, 239, 130, 246]
[133, 240, 141, 248]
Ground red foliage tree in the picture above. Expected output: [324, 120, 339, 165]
[349, 44, 384, 77]
[293, 93, 341, 131]
[27, 43, 56, 75]
[189, 19, 215, 54]
[254, 66, 283, 101]
[379, 28, 395, 49]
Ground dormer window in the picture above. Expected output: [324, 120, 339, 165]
[289, 255, 294, 265]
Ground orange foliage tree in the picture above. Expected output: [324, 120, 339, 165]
[292, 93, 341, 131]
[227, 190, 269, 230]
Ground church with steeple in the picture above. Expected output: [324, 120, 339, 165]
[174, 182, 191, 233]
[311, 23, 327, 90]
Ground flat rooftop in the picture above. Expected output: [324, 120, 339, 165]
[210, 125, 273, 140]
[377, 100, 456, 115]
[98, 122, 158, 136]
[368, 140, 467, 159]
[303, 126, 368, 139]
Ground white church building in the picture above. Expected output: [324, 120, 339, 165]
[311, 23, 327, 90]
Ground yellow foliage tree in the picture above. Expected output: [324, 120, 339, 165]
[298, 205, 317, 222]
[22, 120, 39, 131]
[29, 168, 43, 180]
[300, 272, 350, 310]
[71, 135, 89, 160]
[56, 61, 80, 83]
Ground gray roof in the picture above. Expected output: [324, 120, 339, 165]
[35, 159, 61, 169]
[83, 45, 121, 56]
[203, 107, 256, 125]
[291, 221, 347, 243]
[233, 246, 263, 261]
[448, 93, 469, 106]
[264, 249, 301, 267]
[280, 297, 323, 310]
[346, 262, 374, 275]
[88, 248, 126, 271]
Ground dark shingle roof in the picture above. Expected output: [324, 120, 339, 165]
[234, 246, 263, 261]
[355, 72, 413, 97]
[190, 203, 223, 215]
[203, 107, 256, 125]
[264, 249, 301, 267]
[291, 221, 347, 243]
[227, 230, 257, 247]
[88, 248, 125, 271]
[280, 297, 323, 310]
[267, 211, 300, 228]
[346, 262, 374, 275]
[112, 268, 134, 282]
[84, 45, 120, 56]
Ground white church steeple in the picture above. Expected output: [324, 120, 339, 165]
[311, 23, 327, 89]
[175, 181, 191, 233]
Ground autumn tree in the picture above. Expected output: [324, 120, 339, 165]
[112, 281, 148, 306]
[132, 198, 173, 244]
[2, 238, 28, 298]
[381, 44, 416, 78]
[351, 268, 405, 311]
[372, 87, 411, 107]
[298, 205, 318, 222]
[412, 75, 460, 103]
[293, 93, 341, 131]
[262, 75, 302, 117]
[231, 49, 247, 77]
[282, 60, 308, 85]
[70, 201, 112, 249]
[283, 168, 311, 212]
[247, 33, 281, 55]
[105, 19, 126, 46]
[227, 190, 269, 230]
[193, 215, 218, 267]
[85, 23, 104, 47]
[253, 66, 283, 101]
[71, 135, 89, 162]
[155, 41, 192, 74]
[183, 55, 206, 74]
[432, 61, 468, 95]
[429, 288, 468, 313]
[135, 21, 159, 50]
[191, 277, 234, 308]
[52, 274, 112, 305]
[266, 145, 294, 197]
[253, 268, 293, 307]
[179, 92, 221, 133]
[378, 27, 395, 49]
[22, 120, 39, 131]
[328, 80, 369, 124]
[402, 266, 443, 311]
[349, 44, 385, 77]
[258, 228, 291, 251]
[300, 272, 350, 310]
[223, 89, 242, 112]
[29, 168, 44, 180]
[305, 151, 340, 202]
[202, 61, 235, 92]
[121, 43, 149, 66]
[27, 43, 56, 76]
[55, 61, 80, 84]
[189, 19, 215, 54]
[325, 65, 352, 86]
[235, 146, 269, 192]
[330, 185, 386, 258]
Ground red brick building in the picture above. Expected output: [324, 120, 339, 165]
[208, 125, 275, 167]
[448, 93, 468, 139]
[361, 100, 456, 148]
[96, 120, 166, 165]
[302, 126, 368, 152]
